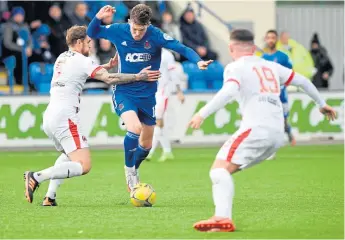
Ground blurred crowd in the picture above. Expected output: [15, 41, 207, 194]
[257, 31, 334, 89]
[0, 1, 336, 91]
[0, 1, 217, 89]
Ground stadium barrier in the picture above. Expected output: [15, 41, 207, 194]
[0, 91, 343, 148]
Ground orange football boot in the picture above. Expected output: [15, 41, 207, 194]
[193, 216, 236, 232]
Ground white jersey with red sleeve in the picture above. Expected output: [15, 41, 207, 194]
[221, 56, 286, 130]
[49, 50, 101, 108]
[199, 55, 326, 131]
[157, 48, 177, 97]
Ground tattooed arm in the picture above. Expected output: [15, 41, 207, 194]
[93, 68, 149, 85]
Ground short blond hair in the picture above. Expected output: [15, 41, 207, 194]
[66, 25, 87, 47]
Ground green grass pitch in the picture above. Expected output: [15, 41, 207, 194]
[0, 145, 343, 239]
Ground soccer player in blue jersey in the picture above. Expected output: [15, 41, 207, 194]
[87, 5, 213, 191]
[262, 30, 296, 148]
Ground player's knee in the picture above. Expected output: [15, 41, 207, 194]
[209, 168, 230, 184]
[81, 161, 92, 175]
[68, 148, 92, 174]
[140, 140, 152, 149]
[127, 122, 142, 135]
[211, 159, 229, 170]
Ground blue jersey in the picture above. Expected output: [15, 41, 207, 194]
[87, 18, 202, 98]
[262, 50, 292, 69]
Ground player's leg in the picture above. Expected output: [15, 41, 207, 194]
[193, 129, 251, 232]
[147, 95, 164, 160]
[113, 95, 142, 191]
[24, 118, 90, 203]
[284, 116, 295, 146]
[157, 118, 174, 162]
[147, 119, 161, 160]
[120, 110, 142, 191]
[43, 153, 70, 206]
[134, 97, 156, 169]
[134, 123, 154, 169]
[194, 128, 284, 232]
[280, 87, 295, 146]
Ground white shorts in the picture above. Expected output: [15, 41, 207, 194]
[43, 107, 88, 154]
[155, 91, 169, 119]
[216, 126, 285, 168]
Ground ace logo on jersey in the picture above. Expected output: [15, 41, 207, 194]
[125, 53, 152, 62]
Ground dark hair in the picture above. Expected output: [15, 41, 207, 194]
[130, 4, 152, 25]
[266, 29, 278, 36]
[230, 29, 254, 43]
[66, 25, 87, 46]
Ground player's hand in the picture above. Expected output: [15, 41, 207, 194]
[197, 60, 213, 70]
[320, 105, 337, 121]
[177, 91, 185, 104]
[96, 5, 115, 20]
[136, 66, 161, 81]
[108, 53, 118, 69]
[188, 113, 204, 129]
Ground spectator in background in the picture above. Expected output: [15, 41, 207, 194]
[161, 11, 181, 61]
[179, 7, 217, 61]
[310, 33, 334, 89]
[30, 24, 55, 64]
[7, 1, 51, 32]
[47, 4, 71, 58]
[276, 31, 315, 80]
[1, 7, 32, 84]
[98, 39, 117, 73]
[162, 11, 181, 42]
[68, 2, 90, 26]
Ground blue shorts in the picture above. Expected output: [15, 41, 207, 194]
[113, 91, 156, 126]
[280, 86, 289, 118]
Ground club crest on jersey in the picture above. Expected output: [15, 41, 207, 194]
[163, 33, 173, 41]
[118, 103, 124, 111]
[144, 41, 151, 49]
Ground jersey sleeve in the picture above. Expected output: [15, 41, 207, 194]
[223, 63, 241, 87]
[275, 62, 295, 86]
[155, 28, 202, 63]
[87, 17, 120, 39]
[83, 57, 102, 78]
[199, 81, 239, 119]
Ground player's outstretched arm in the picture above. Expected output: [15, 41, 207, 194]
[157, 30, 213, 70]
[87, 5, 115, 39]
[189, 81, 239, 129]
[93, 66, 161, 85]
[283, 71, 337, 121]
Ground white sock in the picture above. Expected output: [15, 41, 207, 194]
[34, 162, 83, 183]
[46, 154, 70, 199]
[210, 168, 234, 219]
[159, 127, 171, 153]
[150, 126, 161, 155]
[125, 166, 138, 190]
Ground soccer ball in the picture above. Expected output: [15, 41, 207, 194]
[130, 183, 156, 207]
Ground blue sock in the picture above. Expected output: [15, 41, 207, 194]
[134, 145, 151, 169]
[285, 122, 293, 142]
[124, 131, 139, 167]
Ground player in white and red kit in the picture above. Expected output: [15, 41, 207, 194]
[146, 48, 185, 162]
[189, 29, 336, 232]
[23, 26, 160, 206]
